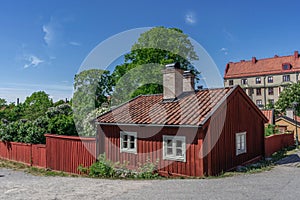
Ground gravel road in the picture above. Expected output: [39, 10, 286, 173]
[1, 153, 300, 200]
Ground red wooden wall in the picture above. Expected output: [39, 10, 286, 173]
[45, 134, 96, 174]
[98, 125, 204, 177]
[204, 89, 266, 175]
[265, 133, 294, 157]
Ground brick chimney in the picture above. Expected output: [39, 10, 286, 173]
[162, 62, 183, 100]
[294, 51, 299, 59]
[252, 57, 257, 63]
[183, 71, 195, 92]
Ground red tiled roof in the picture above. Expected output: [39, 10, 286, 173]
[224, 52, 300, 78]
[97, 87, 234, 126]
[261, 109, 274, 124]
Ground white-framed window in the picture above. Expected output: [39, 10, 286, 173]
[241, 79, 247, 85]
[163, 135, 186, 162]
[283, 75, 290, 82]
[256, 77, 261, 84]
[120, 131, 137, 154]
[236, 132, 247, 156]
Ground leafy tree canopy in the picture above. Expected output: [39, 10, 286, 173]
[0, 98, 7, 107]
[23, 91, 53, 120]
[73, 69, 112, 134]
[275, 82, 300, 116]
[111, 27, 199, 104]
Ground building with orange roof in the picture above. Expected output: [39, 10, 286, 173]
[224, 51, 300, 108]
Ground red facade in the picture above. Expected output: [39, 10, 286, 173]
[97, 86, 267, 176]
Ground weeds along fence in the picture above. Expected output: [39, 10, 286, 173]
[0, 134, 96, 174]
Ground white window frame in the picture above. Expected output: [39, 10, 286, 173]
[283, 75, 290, 82]
[120, 131, 137, 154]
[236, 132, 247, 156]
[163, 135, 186, 162]
[241, 79, 247, 85]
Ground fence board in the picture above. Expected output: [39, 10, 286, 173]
[45, 134, 96, 174]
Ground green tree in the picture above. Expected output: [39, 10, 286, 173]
[23, 91, 53, 120]
[73, 69, 112, 135]
[111, 27, 199, 105]
[0, 98, 6, 107]
[275, 82, 300, 116]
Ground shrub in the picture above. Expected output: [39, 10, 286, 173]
[78, 154, 160, 179]
[88, 154, 114, 178]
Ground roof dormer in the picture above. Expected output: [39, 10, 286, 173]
[282, 63, 292, 70]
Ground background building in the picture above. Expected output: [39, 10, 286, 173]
[224, 51, 300, 108]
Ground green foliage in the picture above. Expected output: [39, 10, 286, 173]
[23, 91, 53, 120]
[73, 69, 112, 135]
[275, 82, 300, 115]
[265, 124, 276, 137]
[0, 98, 7, 107]
[81, 107, 109, 136]
[136, 158, 159, 179]
[0, 119, 46, 144]
[111, 27, 199, 105]
[79, 154, 160, 179]
[47, 115, 76, 136]
[0, 100, 77, 144]
[87, 154, 115, 178]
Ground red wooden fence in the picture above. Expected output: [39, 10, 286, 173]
[265, 133, 295, 157]
[45, 134, 96, 174]
[0, 141, 46, 167]
[0, 133, 295, 174]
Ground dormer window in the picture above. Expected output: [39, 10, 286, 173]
[282, 63, 291, 70]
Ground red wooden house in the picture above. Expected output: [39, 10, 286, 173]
[96, 63, 268, 176]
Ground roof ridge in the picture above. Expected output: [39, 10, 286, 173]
[229, 54, 295, 64]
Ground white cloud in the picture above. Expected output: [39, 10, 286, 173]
[69, 41, 81, 46]
[42, 25, 53, 46]
[220, 47, 229, 55]
[24, 55, 44, 68]
[42, 17, 63, 46]
[185, 12, 196, 25]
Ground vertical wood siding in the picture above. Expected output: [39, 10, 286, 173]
[265, 133, 294, 156]
[0, 141, 46, 167]
[98, 125, 204, 177]
[205, 90, 265, 176]
[45, 134, 96, 174]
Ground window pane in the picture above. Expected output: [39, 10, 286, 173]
[176, 140, 182, 148]
[123, 141, 128, 148]
[167, 139, 172, 147]
[130, 141, 135, 149]
[176, 149, 183, 156]
[123, 135, 128, 141]
[167, 147, 173, 155]
[130, 135, 135, 142]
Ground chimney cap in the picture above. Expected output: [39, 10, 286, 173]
[165, 62, 180, 69]
[294, 50, 299, 58]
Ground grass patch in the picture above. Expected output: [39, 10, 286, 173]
[0, 158, 79, 177]
[213, 146, 297, 178]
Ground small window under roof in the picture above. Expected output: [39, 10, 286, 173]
[282, 63, 292, 70]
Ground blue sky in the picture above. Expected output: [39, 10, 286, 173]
[1, 0, 300, 103]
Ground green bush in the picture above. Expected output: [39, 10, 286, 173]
[88, 154, 115, 178]
[78, 154, 160, 179]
